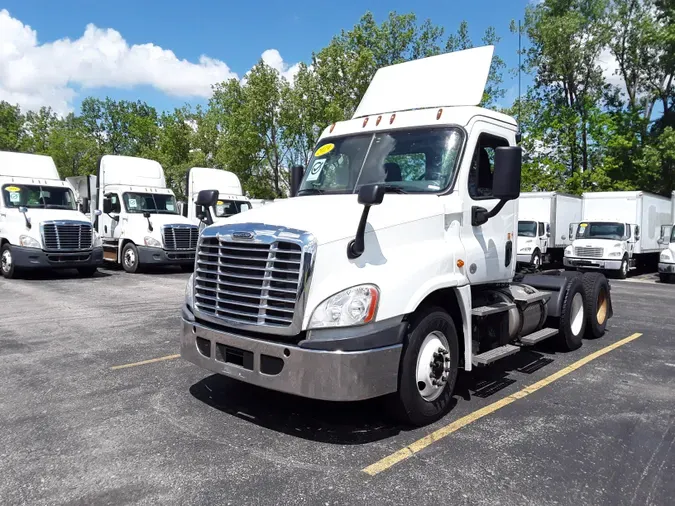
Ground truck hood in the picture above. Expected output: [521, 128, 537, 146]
[572, 238, 624, 249]
[123, 212, 195, 227]
[13, 208, 91, 225]
[220, 194, 443, 245]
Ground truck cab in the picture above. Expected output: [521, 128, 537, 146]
[0, 151, 104, 279]
[516, 220, 549, 267]
[180, 46, 613, 427]
[184, 167, 252, 229]
[565, 221, 637, 278]
[95, 155, 198, 273]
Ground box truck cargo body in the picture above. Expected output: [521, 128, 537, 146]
[516, 192, 582, 267]
[657, 191, 675, 282]
[564, 191, 671, 278]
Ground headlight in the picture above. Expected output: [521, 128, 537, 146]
[144, 236, 162, 248]
[661, 250, 673, 262]
[608, 251, 622, 257]
[564, 246, 573, 256]
[93, 231, 102, 247]
[309, 284, 379, 329]
[19, 235, 41, 248]
[185, 273, 194, 309]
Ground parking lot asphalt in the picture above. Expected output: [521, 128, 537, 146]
[1, 267, 673, 506]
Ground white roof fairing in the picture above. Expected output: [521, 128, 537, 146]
[0, 151, 61, 180]
[352, 45, 495, 119]
[99, 155, 166, 188]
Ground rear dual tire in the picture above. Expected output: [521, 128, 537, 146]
[554, 275, 587, 351]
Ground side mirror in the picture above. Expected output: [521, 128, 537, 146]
[290, 165, 304, 198]
[635, 226, 640, 240]
[102, 198, 112, 214]
[492, 146, 522, 201]
[195, 189, 219, 207]
[94, 209, 102, 217]
[347, 184, 385, 259]
[143, 211, 151, 219]
[18, 206, 27, 214]
[18, 206, 31, 229]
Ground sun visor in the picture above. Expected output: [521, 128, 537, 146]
[352, 45, 495, 119]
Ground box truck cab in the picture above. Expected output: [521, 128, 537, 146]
[0, 151, 103, 278]
[657, 191, 675, 282]
[96, 155, 198, 273]
[181, 46, 615, 427]
[517, 192, 582, 268]
[184, 167, 251, 228]
[564, 191, 671, 279]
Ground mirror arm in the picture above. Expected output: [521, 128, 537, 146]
[22, 214, 31, 230]
[347, 205, 372, 259]
[146, 217, 153, 232]
[471, 199, 508, 227]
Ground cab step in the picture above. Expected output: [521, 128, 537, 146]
[472, 344, 519, 366]
[520, 327, 558, 345]
[471, 302, 515, 317]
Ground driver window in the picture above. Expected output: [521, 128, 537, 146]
[110, 194, 121, 213]
[468, 133, 509, 199]
[538, 222, 545, 236]
[626, 224, 631, 239]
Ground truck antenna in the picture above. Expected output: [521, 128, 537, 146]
[516, 19, 522, 144]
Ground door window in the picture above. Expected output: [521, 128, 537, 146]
[468, 133, 510, 199]
[538, 222, 545, 236]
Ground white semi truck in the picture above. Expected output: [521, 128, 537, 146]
[95, 155, 199, 273]
[180, 46, 615, 427]
[516, 192, 582, 268]
[183, 167, 251, 228]
[564, 191, 671, 278]
[657, 191, 675, 282]
[0, 151, 103, 279]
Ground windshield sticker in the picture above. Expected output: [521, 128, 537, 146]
[216, 203, 226, 215]
[5, 186, 20, 192]
[9, 192, 20, 203]
[579, 223, 587, 229]
[128, 198, 138, 209]
[306, 159, 326, 182]
[314, 143, 335, 157]
[216, 201, 224, 206]
[166, 202, 175, 211]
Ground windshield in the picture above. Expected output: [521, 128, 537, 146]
[2, 184, 76, 210]
[215, 199, 252, 218]
[298, 127, 464, 195]
[518, 221, 537, 238]
[670, 227, 675, 243]
[577, 222, 625, 240]
[123, 192, 178, 214]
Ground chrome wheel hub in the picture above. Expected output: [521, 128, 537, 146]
[1, 249, 11, 273]
[416, 331, 451, 402]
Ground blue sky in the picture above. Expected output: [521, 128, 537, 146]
[0, 0, 533, 115]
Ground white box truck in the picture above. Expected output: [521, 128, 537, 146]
[657, 191, 675, 282]
[183, 167, 251, 228]
[516, 192, 582, 267]
[0, 151, 104, 278]
[180, 46, 616, 427]
[95, 155, 199, 273]
[564, 191, 671, 278]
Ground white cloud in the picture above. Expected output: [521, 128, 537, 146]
[0, 9, 299, 115]
[597, 47, 624, 90]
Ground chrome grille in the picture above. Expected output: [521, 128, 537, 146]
[42, 222, 92, 251]
[575, 247, 604, 258]
[194, 236, 303, 329]
[163, 225, 198, 250]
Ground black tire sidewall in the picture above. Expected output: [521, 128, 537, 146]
[581, 273, 609, 339]
[122, 243, 140, 273]
[557, 277, 586, 351]
[395, 307, 459, 427]
[618, 257, 628, 279]
[1, 244, 16, 279]
[532, 250, 541, 267]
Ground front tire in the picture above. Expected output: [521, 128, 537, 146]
[617, 257, 629, 279]
[389, 306, 459, 427]
[122, 243, 140, 273]
[554, 276, 587, 351]
[531, 250, 541, 269]
[1, 244, 17, 279]
[581, 273, 610, 339]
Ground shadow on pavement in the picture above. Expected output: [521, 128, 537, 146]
[13, 268, 112, 280]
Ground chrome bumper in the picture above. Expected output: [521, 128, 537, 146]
[180, 311, 402, 402]
[563, 257, 622, 270]
[658, 262, 675, 273]
[516, 253, 532, 263]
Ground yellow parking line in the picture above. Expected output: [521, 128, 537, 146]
[110, 354, 180, 370]
[362, 332, 643, 477]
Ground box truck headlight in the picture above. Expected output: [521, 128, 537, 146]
[184, 273, 194, 309]
[564, 246, 573, 256]
[661, 250, 673, 262]
[608, 251, 622, 257]
[144, 236, 162, 248]
[19, 235, 41, 248]
[309, 284, 379, 329]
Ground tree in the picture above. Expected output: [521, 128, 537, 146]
[0, 101, 25, 151]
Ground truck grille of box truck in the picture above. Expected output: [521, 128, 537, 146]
[574, 247, 604, 258]
[194, 236, 302, 328]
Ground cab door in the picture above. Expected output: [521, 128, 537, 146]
[459, 121, 517, 284]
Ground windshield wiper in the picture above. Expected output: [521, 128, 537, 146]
[382, 185, 408, 194]
[297, 188, 325, 195]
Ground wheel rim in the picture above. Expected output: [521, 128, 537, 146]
[622, 261, 628, 277]
[1, 249, 11, 273]
[596, 288, 608, 325]
[570, 292, 584, 336]
[124, 249, 136, 268]
[415, 331, 451, 402]
[533, 254, 540, 267]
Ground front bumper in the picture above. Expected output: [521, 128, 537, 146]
[180, 306, 404, 401]
[137, 246, 195, 265]
[658, 262, 675, 273]
[563, 256, 622, 270]
[516, 253, 533, 263]
[12, 246, 104, 269]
